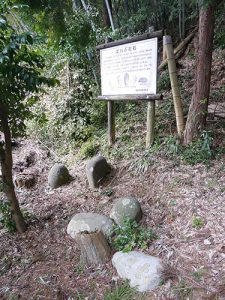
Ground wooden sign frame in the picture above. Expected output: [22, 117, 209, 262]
[96, 30, 164, 147]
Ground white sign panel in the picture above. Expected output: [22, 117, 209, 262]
[100, 38, 158, 96]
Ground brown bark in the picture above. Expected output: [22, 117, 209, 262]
[183, 4, 215, 144]
[0, 102, 27, 233]
[76, 231, 111, 266]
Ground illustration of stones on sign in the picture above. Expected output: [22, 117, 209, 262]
[86, 156, 110, 189]
[110, 196, 142, 226]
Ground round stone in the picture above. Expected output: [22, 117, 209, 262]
[48, 163, 70, 188]
[110, 196, 142, 226]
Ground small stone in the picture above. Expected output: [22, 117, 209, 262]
[67, 212, 114, 240]
[112, 251, 163, 292]
[110, 196, 142, 226]
[48, 163, 70, 188]
[204, 238, 211, 245]
[86, 156, 110, 189]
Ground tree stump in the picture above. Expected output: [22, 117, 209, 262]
[76, 230, 111, 266]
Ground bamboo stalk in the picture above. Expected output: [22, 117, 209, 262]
[164, 35, 184, 136]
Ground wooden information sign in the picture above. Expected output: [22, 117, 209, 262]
[96, 30, 164, 147]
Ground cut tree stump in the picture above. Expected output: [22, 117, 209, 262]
[76, 230, 111, 266]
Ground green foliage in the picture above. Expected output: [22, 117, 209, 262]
[163, 131, 214, 165]
[111, 218, 157, 253]
[0, 3, 58, 137]
[181, 131, 213, 165]
[158, 71, 171, 92]
[104, 281, 143, 300]
[192, 216, 204, 229]
[0, 201, 16, 233]
[78, 140, 99, 159]
[192, 268, 206, 282]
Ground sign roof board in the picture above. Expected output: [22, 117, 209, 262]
[100, 37, 158, 96]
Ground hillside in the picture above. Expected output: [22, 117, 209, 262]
[0, 46, 225, 298]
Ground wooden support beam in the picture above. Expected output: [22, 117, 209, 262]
[108, 101, 115, 145]
[96, 30, 164, 50]
[146, 101, 155, 147]
[98, 94, 163, 101]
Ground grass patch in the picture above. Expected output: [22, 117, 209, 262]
[104, 281, 143, 300]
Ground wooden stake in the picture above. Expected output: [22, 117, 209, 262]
[76, 231, 111, 266]
[146, 101, 155, 147]
[108, 100, 115, 145]
[164, 35, 184, 136]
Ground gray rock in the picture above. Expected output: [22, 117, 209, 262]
[86, 156, 110, 189]
[112, 251, 163, 292]
[110, 196, 142, 226]
[48, 163, 70, 188]
[67, 212, 114, 239]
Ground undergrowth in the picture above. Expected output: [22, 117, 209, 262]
[111, 218, 157, 252]
[0, 201, 16, 233]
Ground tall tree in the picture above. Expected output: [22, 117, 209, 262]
[0, 3, 57, 232]
[183, 0, 221, 144]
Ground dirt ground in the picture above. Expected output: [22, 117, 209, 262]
[0, 138, 225, 300]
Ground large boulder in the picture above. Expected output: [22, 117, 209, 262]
[67, 212, 114, 240]
[112, 251, 163, 292]
[48, 163, 70, 188]
[86, 156, 110, 189]
[110, 196, 142, 226]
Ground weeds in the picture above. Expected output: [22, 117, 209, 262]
[192, 216, 204, 229]
[111, 218, 157, 252]
[78, 140, 99, 159]
[173, 279, 193, 299]
[192, 268, 206, 282]
[104, 280, 143, 300]
[0, 201, 16, 233]
[162, 131, 214, 165]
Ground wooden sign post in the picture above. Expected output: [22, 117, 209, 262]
[96, 30, 164, 147]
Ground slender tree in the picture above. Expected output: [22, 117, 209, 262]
[183, 0, 222, 144]
[0, 3, 57, 232]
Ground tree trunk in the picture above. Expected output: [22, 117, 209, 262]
[103, 0, 112, 28]
[183, 3, 215, 144]
[76, 231, 111, 266]
[0, 102, 27, 233]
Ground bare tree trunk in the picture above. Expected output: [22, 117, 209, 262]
[183, 3, 215, 144]
[0, 102, 27, 233]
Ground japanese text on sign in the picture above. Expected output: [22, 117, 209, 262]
[100, 38, 158, 96]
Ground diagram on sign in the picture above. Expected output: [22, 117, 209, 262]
[100, 38, 158, 96]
